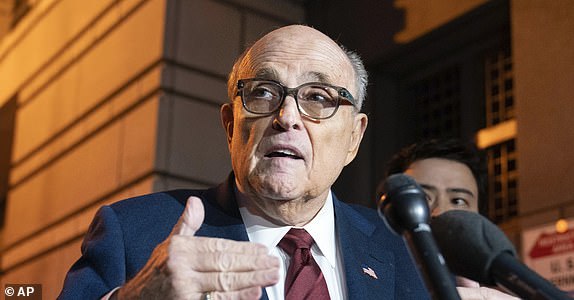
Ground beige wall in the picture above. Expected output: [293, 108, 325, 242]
[0, 0, 165, 297]
[512, 0, 574, 227]
[393, 0, 488, 43]
[0, 0, 13, 42]
[0, 0, 304, 298]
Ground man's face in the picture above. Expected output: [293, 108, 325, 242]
[221, 26, 367, 226]
[404, 158, 479, 216]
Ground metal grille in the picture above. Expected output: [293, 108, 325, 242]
[483, 48, 518, 223]
[486, 138, 518, 223]
[411, 66, 461, 139]
[485, 49, 514, 126]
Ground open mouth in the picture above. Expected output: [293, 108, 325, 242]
[265, 149, 303, 160]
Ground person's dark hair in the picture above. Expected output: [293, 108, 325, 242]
[380, 138, 487, 214]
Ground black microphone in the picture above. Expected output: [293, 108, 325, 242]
[432, 210, 572, 300]
[378, 174, 461, 300]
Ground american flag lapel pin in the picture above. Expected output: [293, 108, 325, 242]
[361, 264, 378, 279]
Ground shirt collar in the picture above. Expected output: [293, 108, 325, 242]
[236, 188, 338, 268]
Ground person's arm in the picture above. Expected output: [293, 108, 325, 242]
[60, 196, 279, 300]
[58, 205, 128, 299]
[116, 196, 279, 299]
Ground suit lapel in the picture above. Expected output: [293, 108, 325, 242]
[193, 174, 248, 240]
[334, 199, 398, 300]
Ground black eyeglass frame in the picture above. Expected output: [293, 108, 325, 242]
[236, 78, 357, 120]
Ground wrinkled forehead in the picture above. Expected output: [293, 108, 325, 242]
[238, 26, 355, 89]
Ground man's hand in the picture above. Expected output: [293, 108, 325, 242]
[117, 196, 280, 299]
[456, 276, 519, 300]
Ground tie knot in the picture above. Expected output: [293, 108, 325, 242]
[278, 228, 315, 256]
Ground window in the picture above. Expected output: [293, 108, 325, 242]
[482, 47, 518, 223]
[485, 138, 518, 223]
[410, 66, 461, 139]
[485, 48, 514, 126]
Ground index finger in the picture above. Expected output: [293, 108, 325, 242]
[173, 235, 270, 255]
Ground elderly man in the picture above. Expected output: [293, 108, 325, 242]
[59, 24, 427, 300]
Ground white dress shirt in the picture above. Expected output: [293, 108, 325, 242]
[237, 189, 347, 300]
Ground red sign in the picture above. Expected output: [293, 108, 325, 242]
[529, 230, 574, 259]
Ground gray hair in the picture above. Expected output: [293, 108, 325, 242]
[227, 44, 368, 110]
[341, 46, 368, 109]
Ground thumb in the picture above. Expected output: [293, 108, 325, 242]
[171, 196, 205, 236]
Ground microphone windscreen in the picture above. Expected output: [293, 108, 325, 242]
[384, 173, 417, 192]
[431, 210, 517, 285]
[379, 174, 430, 231]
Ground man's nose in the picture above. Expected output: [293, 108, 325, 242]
[430, 207, 443, 217]
[432, 196, 450, 217]
[273, 96, 302, 130]
[429, 195, 443, 217]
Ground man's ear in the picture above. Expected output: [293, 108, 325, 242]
[220, 103, 234, 146]
[345, 113, 368, 165]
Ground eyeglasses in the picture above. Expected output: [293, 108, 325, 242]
[236, 78, 356, 120]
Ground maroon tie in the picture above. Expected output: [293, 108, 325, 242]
[278, 228, 330, 300]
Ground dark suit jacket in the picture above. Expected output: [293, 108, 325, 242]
[58, 175, 429, 299]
